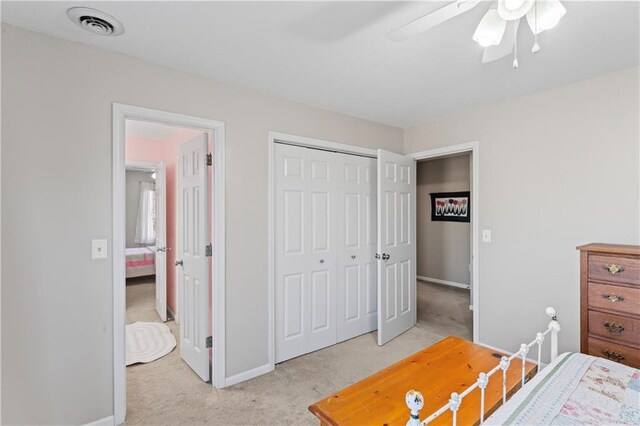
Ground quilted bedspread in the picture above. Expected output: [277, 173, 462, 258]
[488, 353, 639, 425]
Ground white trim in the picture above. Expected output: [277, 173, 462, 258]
[113, 104, 227, 425]
[417, 276, 470, 290]
[125, 160, 158, 172]
[408, 141, 480, 343]
[167, 305, 177, 321]
[224, 363, 273, 387]
[270, 131, 377, 158]
[85, 415, 115, 426]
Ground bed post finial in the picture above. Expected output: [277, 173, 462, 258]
[406, 390, 424, 426]
[546, 306, 561, 361]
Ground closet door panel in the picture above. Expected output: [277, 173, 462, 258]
[337, 155, 378, 343]
[276, 143, 339, 362]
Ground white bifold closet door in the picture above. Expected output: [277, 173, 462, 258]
[275, 143, 338, 363]
[336, 153, 378, 342]
[275, 144, 415, 363]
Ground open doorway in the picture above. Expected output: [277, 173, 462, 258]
[113, 105, 226, 424]
[416, 153, 473, 340]
[408, 142, 479, 344]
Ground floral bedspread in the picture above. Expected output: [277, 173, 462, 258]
[492, 353, 639, 425]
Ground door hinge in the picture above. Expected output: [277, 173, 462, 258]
[206, 336, 212, 348]
[205, 244, 212, 257]
[206, 153, 212, 166]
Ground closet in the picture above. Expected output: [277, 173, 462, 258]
[274, 142, 416, 363]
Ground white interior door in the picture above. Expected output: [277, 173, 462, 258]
[177, 134, 210, 381]
[336, 154, 378, 342]
[377, 149, 416, 346]
[275, 143, 337, 363]
[154, 161, 167, 322]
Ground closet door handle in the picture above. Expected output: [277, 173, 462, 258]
[319, 259, 324, 264]
[175, 259, 183, 267]
[351, 255, 356, 259]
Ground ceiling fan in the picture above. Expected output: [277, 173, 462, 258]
[387, 0, 567, 69]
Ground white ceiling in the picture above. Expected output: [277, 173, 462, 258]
[2, 1, 638, 128]
[126, 119, 202, 141]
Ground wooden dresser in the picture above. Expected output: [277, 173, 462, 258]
[577, 243, 640, 368]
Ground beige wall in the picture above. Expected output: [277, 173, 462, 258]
[405, 66, 640, 357]
[417, 155, 470, 285]
[0, 25, 403, 425]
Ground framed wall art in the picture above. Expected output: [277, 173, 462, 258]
[430, 191, 470, 223]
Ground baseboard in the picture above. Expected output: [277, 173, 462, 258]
[224, 363, 273, 387]
[167, 306, 177, 323]
[85, 415, 115, 426]
[417, 275, 470, 290]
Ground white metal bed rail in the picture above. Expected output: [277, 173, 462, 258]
[405, 307, 561, 426]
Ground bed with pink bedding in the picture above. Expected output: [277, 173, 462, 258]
[125, 246, 156, 278]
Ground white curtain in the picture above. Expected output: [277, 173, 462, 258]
[135, 182, 156, 245]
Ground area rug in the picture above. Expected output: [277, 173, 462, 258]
[126, 321, 177, 366]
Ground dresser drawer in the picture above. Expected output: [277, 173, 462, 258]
[588, 337, 640, 368]
[588, 310, 640, 348]
[589, 254, 640, 286]
[588, 282, 640, 315]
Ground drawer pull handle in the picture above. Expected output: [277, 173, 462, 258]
[603, 321, 625, 335]
[603, 264, 625, 274]
[602, 349, 625, 362]
[602, 293, 625, 302]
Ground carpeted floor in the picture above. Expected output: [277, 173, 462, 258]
[125, 278, 472, 425]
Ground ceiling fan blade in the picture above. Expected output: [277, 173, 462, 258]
[482, 19, 519, 63]
[387, 0, 482, 42]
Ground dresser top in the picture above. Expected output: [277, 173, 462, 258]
[576, 243, 640, 255]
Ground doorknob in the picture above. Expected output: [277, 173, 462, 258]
[175, 259, 183, 266]
[382, 253, 390, 260]
[351, 255, 356, 259]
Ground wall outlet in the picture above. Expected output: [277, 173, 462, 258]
[482, 230, 492, 243]
[92, 239, 108, 260]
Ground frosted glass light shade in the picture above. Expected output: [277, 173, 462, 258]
[473, 9, 507, 47]
[498, 0, 535, 20]
[526, 0, 567, 34]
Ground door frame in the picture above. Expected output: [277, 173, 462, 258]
[113, 104, 226, 425]
[125, 160, 167, 321]
[267, 131, 378, 373]
[407, 141, 480, 343]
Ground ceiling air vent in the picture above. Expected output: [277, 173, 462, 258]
[67, 7, 124, 36]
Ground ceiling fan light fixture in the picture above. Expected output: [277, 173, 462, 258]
[498, 0, 535, 20]
[473, 9, 507, 48]
[526, 0, 566, 34]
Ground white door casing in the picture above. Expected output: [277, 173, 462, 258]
[155, 161, 168, 322]
[177, 134, 211, 381]
[336, 153, 378, 342]
[376, 149, 417, 346]
[274, 143, 337, 363]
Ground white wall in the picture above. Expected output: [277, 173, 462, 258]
[405, 66, 640, 357]
[0, 25, 403, 425]
[125, 171, 155, 248]
[417, 155, 471, 285]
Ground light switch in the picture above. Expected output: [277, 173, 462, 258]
[482, 230, 492, 243]
[92, 239, 108, 260]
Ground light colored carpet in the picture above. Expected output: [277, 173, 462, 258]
[126, 322, 177, 366]
[417, 280, 473, 341]
[124, 278, 471, 425]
